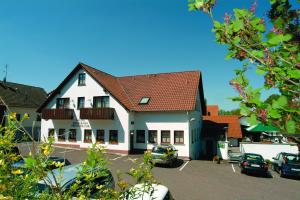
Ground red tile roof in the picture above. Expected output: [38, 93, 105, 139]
[38, 63, 206, 113]
[203, 115, 242, 138]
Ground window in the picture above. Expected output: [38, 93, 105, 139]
[109, 130, 118, 144]
[148, 130, 157, 144]
[174, 131, 184, 144]
[77, 97, 85, 109]
[16, 114, 21, 121]
[69, 129, 76, 142]
[161, 130, 170, 144]
[48, 129, 55, 138]
[84, 129, 92, 143]
[58, 129, 65, 141]
[136, 130, 145, 143]
[139, 97, 150, 104]
[56, 98, 70, 109]
[78, 73, 86, 86]
[96, 129, 105, 144]
[93, 96, 109, 108]
[207, 112, 211, 116]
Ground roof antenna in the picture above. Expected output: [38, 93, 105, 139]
[3, 64, 7, 83]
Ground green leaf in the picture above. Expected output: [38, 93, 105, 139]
[252, 50, 264, 58]
[287, 69, 300, 79]
[286, 120, 296, 134]
[268, 34, 283, 45]
[213, 21, 222, 29]
[232, 20, 243, 32]
[247, 114, 258, 126]
[283, 34, 292, 42]
[277, 96, 288, 107]
[24, 157, 37, 168]
[268, 109, 281, 119]
[256, 68, 266, 75]
[297, 53, 300, 62]
[240, 104, 251, 116]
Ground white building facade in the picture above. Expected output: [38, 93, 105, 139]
[39, 63, 206, 159]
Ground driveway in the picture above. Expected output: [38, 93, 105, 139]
[18, 143, 300, 200]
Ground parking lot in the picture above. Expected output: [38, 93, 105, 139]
[18, 143, 300, 200]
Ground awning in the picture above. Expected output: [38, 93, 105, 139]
[246, 123, 280, 132]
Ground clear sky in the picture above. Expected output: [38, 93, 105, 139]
[0, 0, 284, 110]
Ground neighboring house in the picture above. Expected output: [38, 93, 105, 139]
[0, 81, 47, 140]
[201, 105, 242, 159]
[38, 63, 206, 159]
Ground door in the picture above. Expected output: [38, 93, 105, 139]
[206, 140, 214, 159]
[129, 131, 134, 154]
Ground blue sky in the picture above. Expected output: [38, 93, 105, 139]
[0, 0, 283, 110]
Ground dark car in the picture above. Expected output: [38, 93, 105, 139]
[239, 153, 269, 175]
[272, 152, 300, 178]
[12, 156, 71, 171]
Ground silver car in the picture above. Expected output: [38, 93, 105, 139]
[151, 145, 178, 167]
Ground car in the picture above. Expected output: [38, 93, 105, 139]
[12, 156, 71, 170]
[272, 152, 300, 178]
[151, 145, 178, 167]
[122, 184, 173, 200]
[239, 153, 269, 175]
[228, 150, 242, 162]
[35, 164, 114, 197]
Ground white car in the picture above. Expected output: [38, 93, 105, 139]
[123, 184, 173, 200]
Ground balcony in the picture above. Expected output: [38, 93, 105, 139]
[42, 109, 74, 120]
[80, 107, 115, 120]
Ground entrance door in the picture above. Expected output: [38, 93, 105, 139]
[206, 140, 214, 159]
[129, 131, 134, 154]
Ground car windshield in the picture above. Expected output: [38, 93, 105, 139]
[152, 147, 168, 154]
[245, 154, 263, 161]
[285, 154, 300, 164]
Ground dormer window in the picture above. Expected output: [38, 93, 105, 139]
[139, 97, 150, 104]
[78, 73, 86, 86]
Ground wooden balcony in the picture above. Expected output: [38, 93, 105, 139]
[80, 108, 115, 120]
[42, 109, 74, 120]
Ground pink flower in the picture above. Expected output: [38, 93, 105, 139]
[259, 18, 265, 24]
[224, 13, 231, 25]
[258, 109, 267, 122]
[250, 1, 257, 13]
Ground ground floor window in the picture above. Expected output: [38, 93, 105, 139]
[69, 129, 76, 142]
[148, 130, 157, 144]
[48, 129, 55, 139]
[161, 130, 170, 144]
[136, 130, 145, 143]
[109, 130, 118, 144]
[84, 129, 92, 143]
[96, 129, 105, 144]
[58, 129, 65, 141]
[174, 131, 184, 144]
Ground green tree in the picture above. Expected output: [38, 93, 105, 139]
[219, 108, 241, 116]
[189, 0, 300, 133]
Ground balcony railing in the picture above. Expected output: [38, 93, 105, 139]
[42, 109, 74, 120]
[80, 107, 114, 120]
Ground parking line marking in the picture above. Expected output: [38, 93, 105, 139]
[59, 149, 74, 153]
[231, 164, 236, 173]
[179, 161, 189, 171]
[110, 155, 125, 161]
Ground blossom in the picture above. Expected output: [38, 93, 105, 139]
[250, 1, 257, 13]
[11, 169, 23, 175]
[224, 13, 231, 25]
[258, 109, 267, 122]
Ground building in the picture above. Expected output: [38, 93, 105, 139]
[38, 63, 206, 159]
[201, 105, 242, 159]
[0, 80, 47, 140]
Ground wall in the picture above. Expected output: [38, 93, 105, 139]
[8, 107, 41, 141]
[133, 111, 190, 158]
[41, 69, 130, 152]
[240, 143, 299, 161]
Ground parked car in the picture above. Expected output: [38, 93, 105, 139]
[35, 164, 114, 197]
[228, 150, 242, 162]
[122, 184, 173, 200]
[151, 145, 178, 167]
[239, 153, 269, 175]
[12, 156, 71, 170]
[272, 152, 300, 178]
